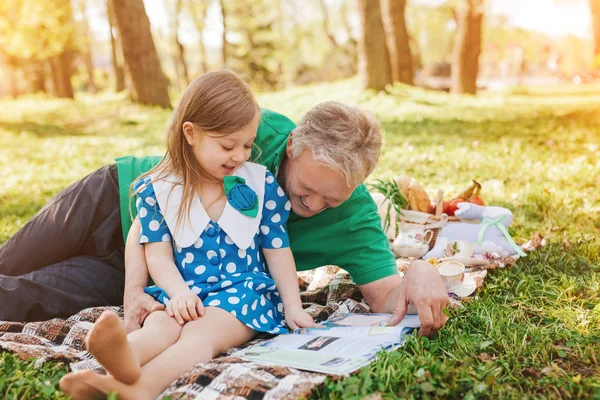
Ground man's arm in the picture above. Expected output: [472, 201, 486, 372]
[358, 260, 448, 337]
[123, 218, 164, 333]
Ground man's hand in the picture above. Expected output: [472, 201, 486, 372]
[123, 288, 165, 333]
[388, 260, 449, 337]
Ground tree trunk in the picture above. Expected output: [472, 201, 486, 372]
[590, 0, 600, 69]
[358, 0, 393, 91]
[451, 0, 483, 95]
[319, 0, 339, 48]
[109, 0, 170, 108]
[107, 0, 125, 92]
[188, 0, 208, 74]
[7, 64, 20, 99]
[380, 0, 413, 85]
[49, 49, 75, 98]
[30, 62, 47, 94]
[172, 0, 190, 90]
[78, 0, 97, 93]
[220, 0, 228, 67]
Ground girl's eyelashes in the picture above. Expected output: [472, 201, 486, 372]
[244, 145, 252, 149]
[222, 146, 233, 151]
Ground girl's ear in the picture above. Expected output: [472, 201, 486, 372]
[182, 122, 196, 146]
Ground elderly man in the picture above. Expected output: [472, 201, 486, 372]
[0, 102, 448, 336]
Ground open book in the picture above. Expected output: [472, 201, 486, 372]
[234, 313, 420, 375]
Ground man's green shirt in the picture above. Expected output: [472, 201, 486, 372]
[116, 109, 397, 285]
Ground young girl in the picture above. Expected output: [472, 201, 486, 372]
[59, 71, 317, 400]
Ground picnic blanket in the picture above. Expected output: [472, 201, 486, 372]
[0, 234, 544, 399]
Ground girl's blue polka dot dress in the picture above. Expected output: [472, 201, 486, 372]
[133, 166, 291, 334]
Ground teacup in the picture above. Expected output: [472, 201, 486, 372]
[444, 240, 473, 258]
[437, 261, 465, 291]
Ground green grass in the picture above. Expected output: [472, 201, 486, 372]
[1, 79, 599, 399]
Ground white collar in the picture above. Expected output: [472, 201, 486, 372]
[152, 162, 266, 249]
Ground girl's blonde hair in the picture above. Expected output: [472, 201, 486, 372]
[133, 70, 260, 228]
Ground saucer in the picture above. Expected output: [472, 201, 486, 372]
[439, 257, 490, 266]
[448, 274, 477, 297]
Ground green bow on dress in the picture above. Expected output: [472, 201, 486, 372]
[223, 176, 259, 218]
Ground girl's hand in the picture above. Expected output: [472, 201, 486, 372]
[284, 307, 320, 330]
[166, 290, 204, 325]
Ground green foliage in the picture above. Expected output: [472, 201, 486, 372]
[1, 80, 600, 398]
[368, 179, 408, 233]
[0, 0, 74, 61]
[0, 353, 69, 399]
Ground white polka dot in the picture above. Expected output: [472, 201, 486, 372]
[260, 225, 270, 235]
[139, 207, 148, 218]
[191, 286, 201, 295]
[260, 315, 268, 324]
[226, 262, 237, 273]
[233, 273, 241, 277]
[228, 297, 240, 304]
[208, 299, 221, 306]
[185, 280, 194, 286]
[136, 198, 142, 208]
[268, 284, 276, 290]
[238, 248, 246, 258]
[216, 236, 220, 244]
[206, 250, 217, 259]
[162, 233, 171, 242]
[221, 280, 232, 288]
[257, 252, 261, 262]
[248, 282, 254, 289]
[256, 283, 266, 291]
[277, 303, 283, 312]
[280, 226, 286, 234]
[195, 265, 206, 275]
[250, 241, 256, 250]
[265, 200, 276, 210]
[140, 235, 149, 243]
[242, 304, 248, 315]
[253, 267, 260, 273]
[136, 183, 147, 193]
[220, 274, 226, 279]
[226, 288, 238, 293]
[220, 249, 226, 258]
[163, 298, 170, 306]
[252, 300, 258, 310]
[184, 252, 194, 263]
[194, 238, 203, 248]
[176, 245, 182, 253]
[277, 187, 285, 197]
[266, 175, 274, 184]
[149, 220, 160, 231]
[260, 295, 266, 306]
[207, 276, 218, 283]
[247, 255, 252, 266]
[267, 309, 273, 318]
[271, 238, 283, 248]
[271, 213, 281, 223]
[284, 201, 291, 211]
[145, 197, 156, 207]
[231, 310, 237, 317]
[253, 319, 261, 328]
[225, 235, 234, 245]
[208, 292, 218, 296]
[266, 292, 271, 300]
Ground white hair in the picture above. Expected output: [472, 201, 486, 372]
[291, 101, 383, 187]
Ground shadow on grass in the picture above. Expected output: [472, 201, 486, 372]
[0, 121, 87, 137]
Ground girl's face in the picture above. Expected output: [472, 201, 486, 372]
[183, 112, 260, 180]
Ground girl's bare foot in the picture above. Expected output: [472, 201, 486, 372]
[59, 370, 153, 400]
[86, 310, 141, 384]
